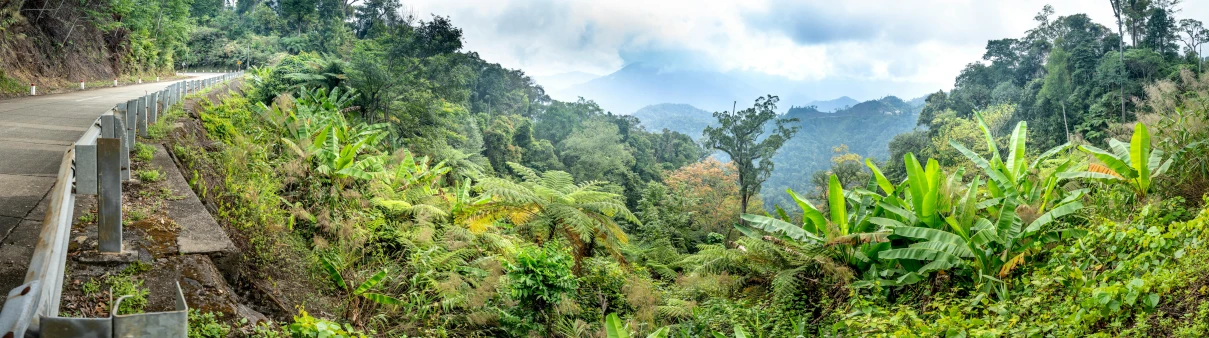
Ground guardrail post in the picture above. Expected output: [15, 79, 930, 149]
[101, 114, 115, 138]
[0, 281, 41, 337]
[149, 92, 159, 131]
[97, 137, 122, 253]
[137, 95, 149, 138]
[118, 102, 133, 181]
[74, 138, 98, 196]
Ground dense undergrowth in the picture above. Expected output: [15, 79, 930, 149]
[103, 1, 1209, 337]
[164, 54, 1209, 337]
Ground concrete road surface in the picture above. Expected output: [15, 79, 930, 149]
[0, 73, 225, 302]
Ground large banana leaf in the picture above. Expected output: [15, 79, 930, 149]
[1030, 142, 1071, 170]
[903, 154, 943, 228]
[828, 175, 849, 235]
[787, 188, 825, 235]
[1076, 145, 1134, 179]
[605, 313, 629, 338]
[1131, 122, 1152, 194]
[1108, 138, 1131, 159]
[891, 226, 974, 258]
[353, 269, 389, 296]
[1023, 201, 1084, 235]
[866, 158, 895, 195]
[740, 214, 822, 244]
[879, 247, 964, 273]
[1056, 171, 1123, 181]
[974, 113, 1000, 161]
[993, 196, 1020, 246]
[1005, 121, 1028, 181]
[951, 142, 1012, 190]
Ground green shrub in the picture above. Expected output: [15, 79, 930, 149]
[285, 308, 366, 338]
[108, 275, 148, 315]
[148, 106, 185, 140]
[828, 207, 1209, 337]
[137, 169, 163, 182]
[121, 261, 152, 276]
[133, 143, 155, 163]
[504, 245, 579, 336]
[81, 278, 100, 296]
[187, 310, 231, 338]
[0, 71, 24, 94]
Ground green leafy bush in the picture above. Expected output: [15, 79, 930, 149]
[285, 308, 366, 338]
[133, 143, 155, 163]
[830, 207, 1209, 336]
[108, 275, 148, 315]
[504, 245, 579, 336]
[136, 169, 163, 182]
[188, 310, 231, 338]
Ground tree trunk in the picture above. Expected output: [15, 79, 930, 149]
[739, 188, 749, 215]
[1119, 20, 1126, 122]
[1061, 102, 1070, 143]
[1111, 0, 1126, 122]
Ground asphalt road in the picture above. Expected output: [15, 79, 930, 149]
[0, 73, 223, 300]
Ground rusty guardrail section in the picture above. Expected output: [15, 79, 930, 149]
[0, 72, 241, 337]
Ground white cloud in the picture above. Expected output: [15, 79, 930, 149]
[405, 0, 1209, 95]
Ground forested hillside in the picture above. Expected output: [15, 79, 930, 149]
[0, 0, 190, 95]
[897, 4, 1208, 157]
[631, 103, 715, 139]
[764, 96, 922, 208]
[633, 97, 922, 210]
[7, 1, 1209, 337]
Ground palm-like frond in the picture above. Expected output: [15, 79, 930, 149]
[468, 162, 639, 271]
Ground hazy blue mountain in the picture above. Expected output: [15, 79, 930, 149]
[561, 63, 762, 115]
[798, 96, 860, 112]
[632, 103, 715, 139]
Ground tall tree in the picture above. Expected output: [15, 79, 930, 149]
[1143, 3, 1179, 56]
[1110, 0, 1128, 121]
[665, 158, 748, 238]
[1040, 43, 1074, 143]
[1123, 0, 1153, 47]
[701, 95, 799, 219]
[1178, 19, 1208, 71]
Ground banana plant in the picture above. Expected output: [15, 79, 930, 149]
[864, 153, 962, 234]
[259, 85, 390, 184]
[1059, 122, 1175, 200]
[605, 313, 669, 338]
[949, 116, 1075, 214]
[739, 174, 890, 272]
[878, 174, 1084, 297]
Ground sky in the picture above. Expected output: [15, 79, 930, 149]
[404, 0, 1209, 101]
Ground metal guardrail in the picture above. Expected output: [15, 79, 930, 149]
[0, 72, 241, 337]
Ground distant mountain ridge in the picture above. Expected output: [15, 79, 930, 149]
[631, 103, 715, 140]
[786, 96, 914, 119]
[766, 95, 922, 208]
[794, 96, 860, 113]
[629, 96, 924, 209]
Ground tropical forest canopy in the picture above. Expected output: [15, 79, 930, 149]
[7, 0, 1209, 336]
